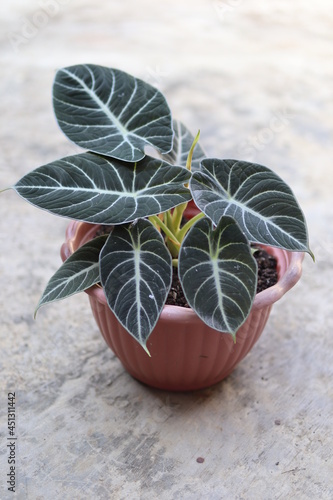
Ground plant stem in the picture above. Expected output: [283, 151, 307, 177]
[171, 129, 201, 236]
[149, 215, 181, 247]
[177, 211, 205, 240]
[150, 131, 203, 259]
[172, 201, 188, 233]
[165, 209, 174, 230]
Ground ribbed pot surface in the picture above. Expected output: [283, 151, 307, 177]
[61, 221, 304, 391]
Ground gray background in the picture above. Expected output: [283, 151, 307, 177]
[0, 1, 332, 498]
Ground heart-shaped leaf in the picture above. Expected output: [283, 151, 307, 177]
[13, 153, 191, 225]
[163, 120, 206, 171]
[35, 235, 107, 314]
[53, 64, 174, 162]
[179, 216, 257, 335]
[100, 219, 172, 351]
[190, 159, 313, 255]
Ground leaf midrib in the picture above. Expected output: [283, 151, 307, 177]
[40, 262, 99, 302]
[60, 67, 129, 137]
[16, 183, 186, 198]
[203, 195, 306, 249]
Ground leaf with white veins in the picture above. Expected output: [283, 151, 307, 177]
[179, 216, 257, 336]
[13, 153, 191, 225]
[100, 219, 172, 352]
[190, 159, 313, 256]
[35, 235, 107, 314]
[53, 64, 173, 162]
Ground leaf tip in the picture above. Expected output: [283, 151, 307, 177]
[142, 343, 151, 357]
[34, 299, 44, 319]
[308, 248, 315, 262]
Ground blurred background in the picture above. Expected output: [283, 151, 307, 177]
[0, 1, 332, 498]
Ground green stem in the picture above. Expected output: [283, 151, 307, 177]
[177, 211, 205, 240]
[186, 129, 201, 173]
[171, 130, 201, 235]
[165, 209, 174, 230]
[167, 240, 181, 259]
[172, 202, 188, 233]
[149, 215, 181, 246]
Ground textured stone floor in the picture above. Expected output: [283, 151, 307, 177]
[0, 1, 332, 499]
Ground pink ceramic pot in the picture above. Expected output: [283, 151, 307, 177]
[61, 221, 304, 391]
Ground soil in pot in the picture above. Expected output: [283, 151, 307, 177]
[166, 248, 278, 307]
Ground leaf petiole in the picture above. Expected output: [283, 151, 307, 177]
[171, 130, 201, 234]
[149, 215, 181, 247]
[177, 211, 205, 240]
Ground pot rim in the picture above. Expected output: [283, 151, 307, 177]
[61, 220, 304, 315]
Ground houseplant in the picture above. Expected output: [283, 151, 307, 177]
[3, 64, 313, 390]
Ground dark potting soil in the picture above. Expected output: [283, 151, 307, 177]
[254, 248, 278, 294]
[165, 248, 278, 308]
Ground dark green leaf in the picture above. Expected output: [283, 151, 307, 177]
[179, 216, 257, 335]
[35, 235, 107, 314]
[53, 64, 173, 162]
[13, 153, 191, 225]
[190, 159, 312, 255]
[100, 219, 172, 351]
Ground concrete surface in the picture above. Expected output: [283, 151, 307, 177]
[0, 1, 332, 499]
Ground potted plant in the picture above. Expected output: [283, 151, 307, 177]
[3, 64, 314, 391]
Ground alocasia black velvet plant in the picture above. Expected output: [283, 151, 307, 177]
[3, 64, 313, 354]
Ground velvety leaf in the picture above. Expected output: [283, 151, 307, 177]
[190, 159, 312, 255]
[53, 64, 173, 162]
[100, 219, 172, 351]
[179, 216, 257, 335]
[35, 235, 107, 314]
[13, 153, 191, 225]
[163, 120, 206, 171]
